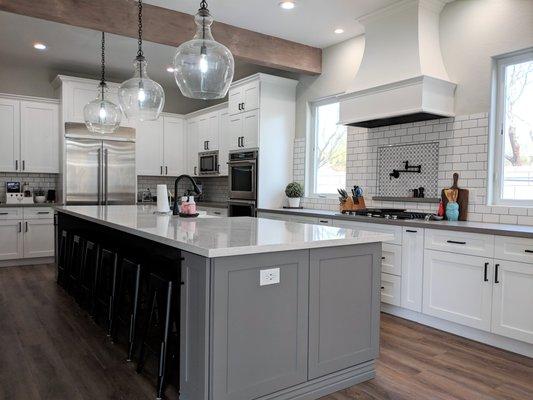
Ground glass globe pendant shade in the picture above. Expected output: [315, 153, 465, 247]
[118, 57, 165, 122]
[173, 5, 234, 100]
[84, 84, 122, 134]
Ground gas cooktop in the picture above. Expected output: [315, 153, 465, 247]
[338, 208, 434, 220]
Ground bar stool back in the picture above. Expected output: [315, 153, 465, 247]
[77, 240, 99, 313]
[93, 248, 119, 335]
[57, 230, 69, 288]
[136, 273, 181, 400]
[111, 258, 142, 361]
[67, 235, 84, 296]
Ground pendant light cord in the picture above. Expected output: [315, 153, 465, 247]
[136, 0, 144, 60]
[100, 32, 106, 86]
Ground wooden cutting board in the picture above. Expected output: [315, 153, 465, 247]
[441, 173, 469, 221]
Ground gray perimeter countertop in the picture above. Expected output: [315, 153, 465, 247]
[258, 207, 533, 239]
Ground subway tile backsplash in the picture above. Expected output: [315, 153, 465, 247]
[293, 112, 533, 226]
[137, 175, 228, 203]
[0, 172, 59, 202]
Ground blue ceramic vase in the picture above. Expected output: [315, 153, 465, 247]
[446, 201, 459, 221]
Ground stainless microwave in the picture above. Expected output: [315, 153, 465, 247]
[198, 151, 219, 176]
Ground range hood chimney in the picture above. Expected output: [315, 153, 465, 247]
[339, 0, 456, 128]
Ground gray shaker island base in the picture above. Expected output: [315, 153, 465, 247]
[182, 244, 381, 400]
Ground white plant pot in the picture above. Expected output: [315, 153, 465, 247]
[288, 197, 301, 208]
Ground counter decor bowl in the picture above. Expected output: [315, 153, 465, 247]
[285, 182, 303, 208]
[35, 196, 46, 203]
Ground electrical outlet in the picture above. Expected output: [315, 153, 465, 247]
[259, 268, 280, 286]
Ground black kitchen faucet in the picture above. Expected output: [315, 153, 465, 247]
[172, 175, 202, 215]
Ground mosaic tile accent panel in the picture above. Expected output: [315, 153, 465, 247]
[378, 142, 439, 198]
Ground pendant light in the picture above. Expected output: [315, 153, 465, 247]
[83, 32, 122, 134]
[118, 0, 165, 121]
[173, 0, 234, 100]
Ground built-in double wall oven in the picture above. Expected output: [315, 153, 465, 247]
[228, 150, 258, 217]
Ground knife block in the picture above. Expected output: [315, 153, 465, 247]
[339, 196, 366, 212]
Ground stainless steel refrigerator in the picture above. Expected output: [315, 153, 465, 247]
[63, 123, 136, 205]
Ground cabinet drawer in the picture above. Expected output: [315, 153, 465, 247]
[289, 215, 318, 224]
[381, 273, 401, 306]
[382, 243, 402, 276]
[332, 220, 402, 245]
[495, 236, 533, 263]
[425, 229, 494, 257]
[24, 207, 54, 219]
[0, 208, 22, 220]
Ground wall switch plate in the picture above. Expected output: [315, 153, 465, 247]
[260, 268, 280, 286]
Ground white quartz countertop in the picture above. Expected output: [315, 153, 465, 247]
[258, 207, 533, 239]
[56, 205, 393, 258]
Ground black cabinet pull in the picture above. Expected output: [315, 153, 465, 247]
[15, 160, 18, 170]
[206, 140, 209, 150]
[525, 250, 533, 254]
[165, 166, 168, 175]
[447, 240, 466, 245]
[18, 222, 22, 233]
[194, 166, 197, 175]
[37, 211, 50, 215]
[494, 264, 500, 284]
[319, 220, 329, 223]
[25, 221, 28, 232]
[160, 166, 163, 175]
[484, 262, 489, 282]
[406, 229, 417, 233]
[381, 256, 386, 260]
[380, 286, 385, 290]
[242, 102, 245, 110]
[0, 212, 8, 215]
[241, 136, 245, 147]
[214, 211, 221, 215]
[22, 160, 25, 170]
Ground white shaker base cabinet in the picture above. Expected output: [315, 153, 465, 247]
[401, 228, 424, 312]
[423, 250, 493, 331]
[23, 219, 55, 258]
[0, 220, 23, 260]
[491, 260, 533, 344]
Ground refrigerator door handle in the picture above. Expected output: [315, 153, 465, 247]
[104, 148, 109, 205]
[97, 148, 102, 205]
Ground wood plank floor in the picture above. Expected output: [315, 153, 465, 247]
[1, 264, 532, 400]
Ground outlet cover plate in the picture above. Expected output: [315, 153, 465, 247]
[260, 268, 280, 286]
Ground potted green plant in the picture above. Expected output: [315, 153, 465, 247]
[285, 182, 304, 208]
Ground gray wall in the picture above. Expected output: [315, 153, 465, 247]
[294, 0, 533, 138]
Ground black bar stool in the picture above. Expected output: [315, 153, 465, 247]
[67, 235, 85, 296]
[93, 248, 119, 336]
[111, 257, 142, 361]
[57, 229, 69, 288]
[136, 272, 181, 400]
[77, 239, 100, 313]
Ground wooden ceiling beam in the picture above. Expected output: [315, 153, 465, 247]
[0, 0, 322, 75]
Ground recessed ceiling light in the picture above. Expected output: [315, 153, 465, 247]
[33, 42, 47, 50]
[279, 1, 295, 10]
[334, 28, 344, 34]
[166, 66, 175, 73]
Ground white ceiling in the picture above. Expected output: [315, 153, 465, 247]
[144, 0, 402, 48]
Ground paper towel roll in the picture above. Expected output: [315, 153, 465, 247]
[156, 184, 170, 213]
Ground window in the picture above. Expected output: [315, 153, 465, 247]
[492, 49, 533, 206]
[309, 100, 347, 196]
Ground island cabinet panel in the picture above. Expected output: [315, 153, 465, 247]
[211, 251, 309, 400]
[180, 252, 210, 400]
[308, 244, 381, 380]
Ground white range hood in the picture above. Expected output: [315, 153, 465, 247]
[339, 0, 456, 128]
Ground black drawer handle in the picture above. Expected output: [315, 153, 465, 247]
[37, 211, 50, 214]
[214, 212, 221, 215]
[447, 240, 466, 245]
[319, 220, 329, 223]
[381, 256, 386, 260]
[525, 250, 533, 254]
[495, 264, 500, 284]
[406, 229, 417, 233]
[381, 286, 385, 290]
[484, 262, 489, 282]
[0, 212, 9, 215]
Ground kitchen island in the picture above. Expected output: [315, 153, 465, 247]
[55, 205, 392, 400]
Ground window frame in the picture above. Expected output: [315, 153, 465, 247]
[307, 97, 347, 198]
[491, 48, 533, 207]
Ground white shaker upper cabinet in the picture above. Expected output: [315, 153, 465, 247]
[218, 111, 229, 175]
[163, 116, 186, 177]
[187, 119, 199, 176]
[228, 80, 260, 115]
[20, 101, 59, 173]
[491, 260, 533, 344]
[136, 118, 164, 176]
[0, 98, 20, 172]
